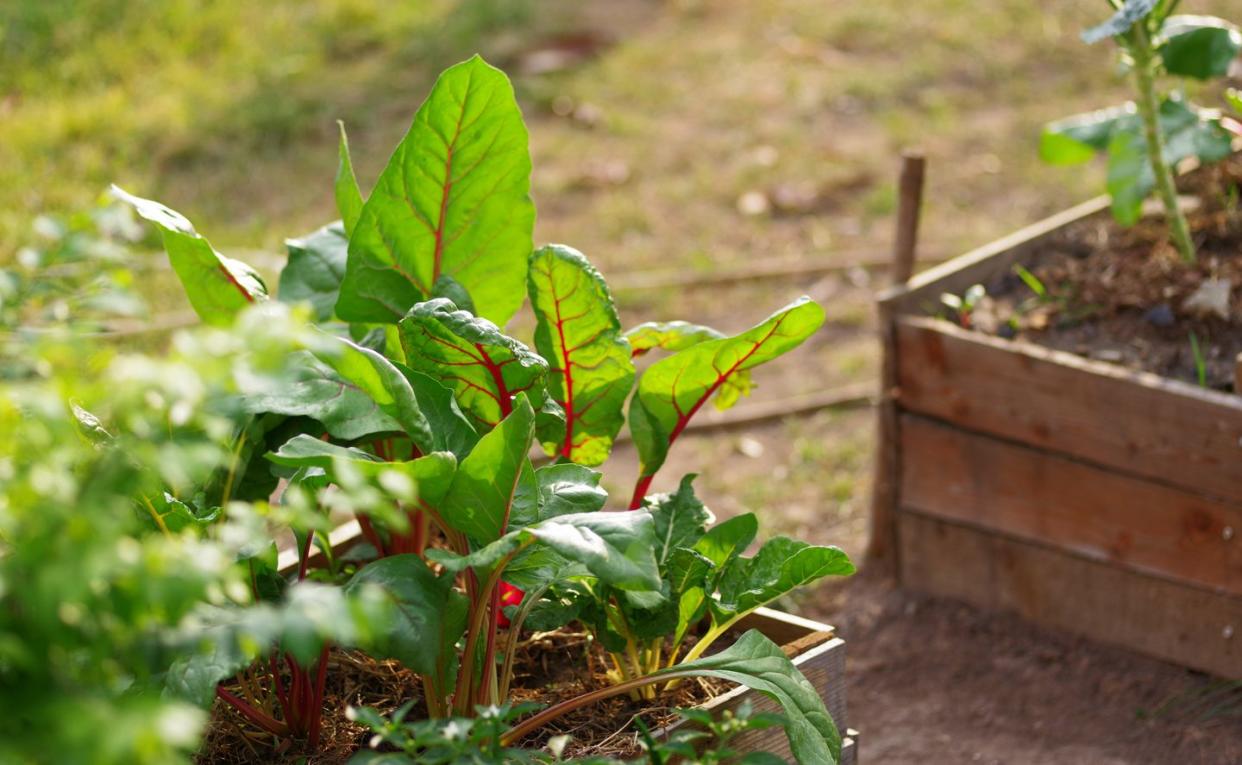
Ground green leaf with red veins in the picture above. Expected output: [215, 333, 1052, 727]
[111, 185, 267, 325]
[334, 55, 535, 325]
[440, 395, 535, 544]
[626, 320, 754, 412]
[398, 298, 547, 430]
[628, 297, 825, 486]
[527, 245, 635, 465]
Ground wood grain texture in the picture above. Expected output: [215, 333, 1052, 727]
[901, 415, 1242, 593]
[899, 511, 1242, 679]
[894, 316, 1242, 503]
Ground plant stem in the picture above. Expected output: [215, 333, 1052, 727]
[1129, 23, 1196, 263]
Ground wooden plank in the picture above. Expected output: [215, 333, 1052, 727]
[878, 195, 1110, 313]
[866, 299, 901, 566]
[901, 415, 1242, 594]
[894, 316, 1242, 503]
[898, 511, 1242, 679]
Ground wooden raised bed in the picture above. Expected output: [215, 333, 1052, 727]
[279, 523, 859, 764]
[871, 195, 1242, 679]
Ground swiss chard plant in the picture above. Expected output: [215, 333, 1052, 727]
[116, 54, 853, 762]
[1041, 0, 1241, 262]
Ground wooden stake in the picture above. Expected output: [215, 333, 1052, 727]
[890, 151, 927, 285]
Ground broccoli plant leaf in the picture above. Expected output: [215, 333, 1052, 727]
[345, 555, 468, 697]
[1082, 0, 1159, 44]
[528, 245, 635, 465]
[712, 537, 854, 627]
[111, 186, 267, 325]
[629, 297, 824, 485]
[440, 395, 535, 544]
[1159, 15, 1242, 80]
[428, 509, 662, 592]
[334, 55, 535, 325]
[1040, 104, 1135, 165]
[644, 475, 713, 567]
[241, 352, 402, 441]
[279, 222, 347, 322]
[398, 298, 547, 430]
[336, 121, 364, 237]
[654, 631, 842, 765]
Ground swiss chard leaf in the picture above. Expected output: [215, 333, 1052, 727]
[440, 395, 535, 544]
[334, 55, 535, 325]
[1159, 15, 1242, 80]
[398, 298, 547, 430]
[279, 222, 348, 322]
[629, 297, 824, 480]
[527, 245, 635, 466]
[653, 630, 842, 765]
[345, 555, 468, 697]
[625, 321, 725, 356]
[241, 352, 400, 441]
[111, 186, 267, 325]
[314, 334, 434, 452]
[644, 474, 713, 568]
[428, 510, 662, 592]
[395, 364, 480, 460]
[713, 536, 854, 626]
[267, 434, 457, 506]
[510, 462, 608, 530]
[336, 121, 364, 237]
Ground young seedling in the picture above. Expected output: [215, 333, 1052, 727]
[1041, 1, 1240, 263]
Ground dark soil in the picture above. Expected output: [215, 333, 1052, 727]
[198, 629, 728, 763]
[805, 570, 1242, 765]
[968, 155, 1242, 391]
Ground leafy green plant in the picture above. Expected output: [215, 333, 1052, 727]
[938, 284, 987, 328]
[1041, 1, 1240, 262]
[110, 54, 850, 762]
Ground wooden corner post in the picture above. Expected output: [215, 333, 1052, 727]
[867, 150, 927, 568]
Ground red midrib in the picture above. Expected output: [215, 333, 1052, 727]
[552, 288, 576, 458]
[475, 343, 513, 418]
[217, 263, 256, 303]
[432, 107, 469, 282]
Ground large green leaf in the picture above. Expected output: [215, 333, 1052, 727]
[625, 321, 726, 356]
[314, 335, 434, 452]
[527, 245, 635, 465]
[655, 630, 842, 764]
[629, 298, 824, 479]
[1040, 104, 1135, 165]
[267, 434, 457, 505]
[345, 555, 468, 696]
[713, 537, 854, 625]
[1159, 15, 1242, 80]
[279, 222, 347, 322]
[440, 395, 535, 543]
[241, 352, 401, 441]
[510, 462, 608, 530]
[428, 510, 662, 592]
[398, 298, 547, 430]
[111, 186, 266, 325]
[395, 364, 480, 460]
[334, 55, 535, 325]
[336, 121, 364, 237]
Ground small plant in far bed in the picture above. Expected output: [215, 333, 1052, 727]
[110, 54, 854, 762]
[1040, 0, 1241, 262]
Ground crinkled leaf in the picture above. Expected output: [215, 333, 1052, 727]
[431, 274, 476, 316]
[440, 395, 535, 543]
[653, 630, 841, 764]
[644, 474, 713, 568]
[314, 334, 434, 451]
[428, 510, 662, 592]
[279, 222, 347, 322]
[336, 121, 364, 237]
[345, 555, 467, 694]
[398, 298, 547, 429]
[241, 352, 400, 441]
[510, 462, 608, 530]
[1159, 15, 1242, 80]
[1082, 0, 1159, 44]
[713, 537, 854, 625]
[334, 55, 535, 325]
[629, 298, 824, 478]
[528, 245, 635, 465]
[111, 186, 266, 325]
